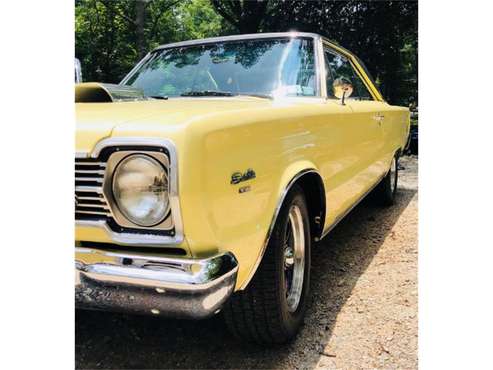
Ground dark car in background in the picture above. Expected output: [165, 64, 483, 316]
[405, 106, 418, 155]
[409, 107, 418, 154]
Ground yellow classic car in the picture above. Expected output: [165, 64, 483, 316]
[75, 32, 410, 344]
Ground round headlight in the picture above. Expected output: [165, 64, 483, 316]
[112, 154, 169, 227]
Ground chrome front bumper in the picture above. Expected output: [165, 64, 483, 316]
[75, 247, 238, 319]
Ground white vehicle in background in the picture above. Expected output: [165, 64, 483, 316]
[75, 58, 82, 83]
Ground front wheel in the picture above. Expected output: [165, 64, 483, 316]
[223, 184, 311, 345]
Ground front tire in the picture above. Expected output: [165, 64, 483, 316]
[223, 184, 311, 345]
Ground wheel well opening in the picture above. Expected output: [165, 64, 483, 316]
[295, 172, 326, 240]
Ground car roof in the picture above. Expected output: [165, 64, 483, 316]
[153, 32, 326, 51]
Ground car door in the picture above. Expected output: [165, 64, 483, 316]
[322, 48, 386, 222]
[346, 55, 392, 175]
[327, 49, 389, 177]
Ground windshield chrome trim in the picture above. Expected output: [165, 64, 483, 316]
[120, 52, 152, 85]
[153, 32, 322, 51]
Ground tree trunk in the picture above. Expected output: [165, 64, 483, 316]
[135, 0, 147, 59]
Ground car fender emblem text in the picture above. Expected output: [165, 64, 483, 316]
[231, 168, 256, 185]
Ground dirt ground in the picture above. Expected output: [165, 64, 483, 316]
[76, 155, 418, 370]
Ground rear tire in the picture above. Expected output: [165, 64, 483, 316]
[373, 154, 399, 206]
[223, 184, 311, 345]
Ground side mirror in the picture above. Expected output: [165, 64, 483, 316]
[333, 77, 353, 105]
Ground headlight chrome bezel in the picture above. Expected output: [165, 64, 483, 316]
[102, 148, 176, 235]
[76, 137, 183, 246]
[111, 153, 171, 228]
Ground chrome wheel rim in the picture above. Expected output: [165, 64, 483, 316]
[390, 157, 397, 193]
[283, 205, 305, 313]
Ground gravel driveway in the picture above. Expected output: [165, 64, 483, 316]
[76, 155, 418, 369]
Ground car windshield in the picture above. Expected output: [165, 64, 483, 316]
[123, 37, 317, 98]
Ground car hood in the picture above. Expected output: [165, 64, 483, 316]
[76, 97, 274, 153]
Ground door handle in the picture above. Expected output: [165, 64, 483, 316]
[372, 113, 385, 124]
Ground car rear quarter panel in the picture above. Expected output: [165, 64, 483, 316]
[381, 103, 410, 159]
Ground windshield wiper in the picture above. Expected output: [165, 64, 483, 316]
[180, 90, 235, 97]
[180, 90, 273, 100]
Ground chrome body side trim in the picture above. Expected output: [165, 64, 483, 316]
[76, 137, 184, 246]
[239, 168, 321, 290]
[76, 247, 238, 319]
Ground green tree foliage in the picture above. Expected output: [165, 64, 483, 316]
[75, 0, 222, 82]
[76, 0, 417, 105]
[210, 0, 269, 33]
[210, 0, 418, 105]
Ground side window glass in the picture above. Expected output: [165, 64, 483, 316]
[324, 50, 335, 97]
[325, 52, 357, 99]
[325, 51, 373, 101]
[352, 70, 372, 100]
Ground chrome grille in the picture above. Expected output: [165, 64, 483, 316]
[75, 158, 111, 219]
